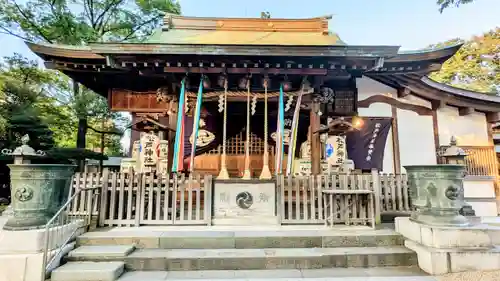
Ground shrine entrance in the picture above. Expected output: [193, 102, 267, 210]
[193, 129, 287, 177]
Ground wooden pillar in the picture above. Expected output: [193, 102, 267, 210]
[391, 106, 401, 174]
[431, 101, 442, 164]
[310, 102, 321, 175]
[167, 110, 177, 173]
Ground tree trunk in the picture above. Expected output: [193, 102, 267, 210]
[73, 80, 87, 172]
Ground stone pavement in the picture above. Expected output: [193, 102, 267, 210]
[116, 267, 438, 281]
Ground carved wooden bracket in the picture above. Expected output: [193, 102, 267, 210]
[358, 94, 432, 116]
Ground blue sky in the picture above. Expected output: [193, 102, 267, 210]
[0, 0, 499, 60]
[2, 0, 500, 59]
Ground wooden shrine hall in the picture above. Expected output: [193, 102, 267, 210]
[27, 14, 488, 179]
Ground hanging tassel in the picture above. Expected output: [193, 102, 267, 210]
[251, 95, 257, 115]
[218, 93, 224, 113]
[285, 94, 293, 112]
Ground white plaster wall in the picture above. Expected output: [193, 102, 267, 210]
[356, 77, 393, 118]
[437, 106, 490, 146]
[397, 109, 437, 173]
[356, 77, 437, 173]
[382, 128, 395, 174]
[356, 77, 394, 173]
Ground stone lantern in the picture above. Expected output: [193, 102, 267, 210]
[442, 136, 467, 165]
[441, 136, 476, 216]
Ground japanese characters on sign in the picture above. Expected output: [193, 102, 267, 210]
[140, 133, 160, 168]
[366, 122, 382, 162]
[326, 135, 347, 166]
[158, 140, 169, 159]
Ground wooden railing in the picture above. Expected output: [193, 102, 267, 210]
[438, 145, 498, 177]
[379, 173, 411, 214]
[462, 146, 498, 176]
[68, 171, 412, 227]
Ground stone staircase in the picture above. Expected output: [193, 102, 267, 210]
[50, 226, 436, 281]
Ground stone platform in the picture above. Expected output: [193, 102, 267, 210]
[47, 225, 435, 281]
[396, 216, 500, 275]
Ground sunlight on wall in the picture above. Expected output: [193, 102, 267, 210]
[437, 106, 489, 146]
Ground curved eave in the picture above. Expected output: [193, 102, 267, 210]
[366, 73, 500, 113]
[366, 44, 463, 76]
[387, 43, 463, 63]
[25, 42, 105, 60]
[421, 76, 500, 103]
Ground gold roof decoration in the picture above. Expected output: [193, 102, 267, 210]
[148, 15, 342, 46]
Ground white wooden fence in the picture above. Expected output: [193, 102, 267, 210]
[278, 173, 376, 227]
[69, 172, 212, 226]
[68, 171, 410, 226]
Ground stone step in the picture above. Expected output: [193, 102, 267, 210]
[116, 267, 436, 281]
[119, 247, 416, 271]
[77, 228, 403, 249]
[51, 261, 125, 281]
[67, 245, 136, 261]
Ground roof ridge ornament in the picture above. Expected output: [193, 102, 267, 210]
[163, 13, 174, 31]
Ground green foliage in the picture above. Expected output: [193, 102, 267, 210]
[0, 54, 125, 156]
[429, 28, 500, 94]
[437, 0, 475, 13]
[45, 148, 108, 163]
[0, 0, 181, 43]
[0, 0, 181, 159]
[8, 111, 55, 151]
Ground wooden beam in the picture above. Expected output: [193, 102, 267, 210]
[162, 67, 327, 75]
[487, 112, 500, 123]
[431, 100, 446, 111]
[358, 94, 432, 116]
[397, 87, 411, 98]
[458, 107, 474, 116]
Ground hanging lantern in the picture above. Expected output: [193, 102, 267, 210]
[202, 75, 211, 89]
[238, 76, 249, 89]
[282, 80, 292, 92]
[217, 74, 227, 88]
[261, 76, 270, 88]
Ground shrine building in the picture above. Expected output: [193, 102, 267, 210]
[28, 14, 500, 218]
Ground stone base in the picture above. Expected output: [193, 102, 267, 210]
[0, 219, 85, 253]
[395, 216, 500, 275]
[212, 216, 279, 226]
[0, 218, 85, 281]
[2, 213, 52, 231]
[213, 181, 278, 226]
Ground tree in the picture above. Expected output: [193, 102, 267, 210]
[437, 0, 475, 13]
[429, 28, 500, 94]
[0, 0, 181, 167]
[0, 0, 181, 43]
[0, 55, 111, 163]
